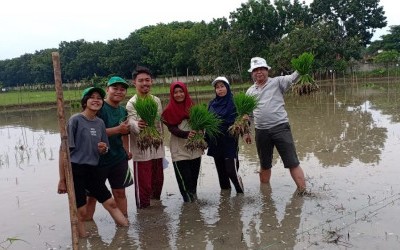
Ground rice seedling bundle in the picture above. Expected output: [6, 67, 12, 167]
[185, 104, 221, 151]
[228, 92, 258, 137]
[133, 96, 163, 151]
[291, 52, 319, 95]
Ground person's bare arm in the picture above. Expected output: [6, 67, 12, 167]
[122, 134, 132, 160]
[57, 147, 67, 194]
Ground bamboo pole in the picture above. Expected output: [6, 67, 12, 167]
[52, 52, 79, 249]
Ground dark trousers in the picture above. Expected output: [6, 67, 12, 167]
[213, 157, 244, 193]
[133, 158, 164, 209]
[173, 158, 201, 202]
[255, 123, 299, 169]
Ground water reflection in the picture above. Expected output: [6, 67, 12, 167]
[236, 96, 388, 168]
[287, 94, 387, 167]
[259, 185, 304, 249]
[207, 191, 245, 248]
[131, 204, 172, 249]
[175, 202, 207, 248]
[0, 88, 393, 169]
[238, 185, 304, 249]
[79, 221, 134, 249]
[0, 126, 57, 169]
[0, 108, 69, 133]
[2, 83, 400, 248]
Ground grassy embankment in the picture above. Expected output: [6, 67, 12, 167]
[2, 75, 396, 112]
[0, 83, 252, 112]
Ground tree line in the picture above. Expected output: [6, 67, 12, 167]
[0, 0, 394, 88]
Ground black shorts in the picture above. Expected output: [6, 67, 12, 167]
[72, 163, 112, 208]
[255, 123, 299, 169]
[97, 159, 133, 189]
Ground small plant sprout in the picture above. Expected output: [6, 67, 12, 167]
[0, 237, 29, 249]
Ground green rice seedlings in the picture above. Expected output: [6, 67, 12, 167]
[133, 96, 163, 151]
[185, 104, 221, 151]
[291, 52, 319, 95]
[228, 92, 258, 137]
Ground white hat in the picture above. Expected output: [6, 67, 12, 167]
[211, 76, 230, 87]
[248, 57, 271, 72]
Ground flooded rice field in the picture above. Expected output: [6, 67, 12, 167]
[1, 83, 400, 249]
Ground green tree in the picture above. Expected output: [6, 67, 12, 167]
[380, 25, 400, 52]
[59, 40, 108, 82]
[230, 0, 281, 57]
[138, 21, 203, 77]
[366, 25, 400, 57]
[310, 0, 387, 46]
[59, 39, 87, 82]
[105, 33, 144, 79]
[170, 23, 203, 76]
[274, 0, 313, 32]
[365, 40, 383, 56]
[74, 41, 109, 80]
[29, 49, 54, 83]
[196, 18, 233, 75]
[374, 50, 399, 68]
[139, 24, 178, 76]
[13, 54, 33, 85]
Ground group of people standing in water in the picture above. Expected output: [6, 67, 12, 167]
[57, 57, 307, 237]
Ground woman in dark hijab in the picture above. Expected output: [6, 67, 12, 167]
[207, 77, 244, 193]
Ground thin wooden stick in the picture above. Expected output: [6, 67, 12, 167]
[52, 52, 79, 249]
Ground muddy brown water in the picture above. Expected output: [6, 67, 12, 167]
[1, 84, 400, 249]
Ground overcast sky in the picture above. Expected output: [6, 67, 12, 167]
[0, 0, 398, 60]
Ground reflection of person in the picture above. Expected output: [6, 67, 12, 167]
[57, 87, 128, 237]
[79, 220, 136, 249]
[274, 190, 304, 247]
[161, 81, 202, 202]
[207, 77, 244, 193]
[126, 66, 165, 209]
[81, 220, 134, 248]
[86, 76, 133, 220]
[208, 191, 246, 249]
[257, 185, 304, 248]
[133, 206, 170, 248]
[245, 57, 306, 191]
[175, 202, 207, 248]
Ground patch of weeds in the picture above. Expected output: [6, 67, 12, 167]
[296, 188, 316, 197]
[70, 101, 80, 109]
[35, 134, 47, 161]
[0, 237, 29, 249]
[362, 82, 385, 90]
[324, 230, 353, 247]
[0, 153, 9, 168]
[14, 139, 32, 168]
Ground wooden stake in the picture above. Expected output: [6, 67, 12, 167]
[52, 52, 79, 249]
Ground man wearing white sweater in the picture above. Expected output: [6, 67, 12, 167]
[245, 57, 306, 192]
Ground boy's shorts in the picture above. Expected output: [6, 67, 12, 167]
[97, 159, 133, 189]
[255, 123, 300, 169]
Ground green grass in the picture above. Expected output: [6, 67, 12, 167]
[0, 83, 252, 107]
[0, 89, 83, 106]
